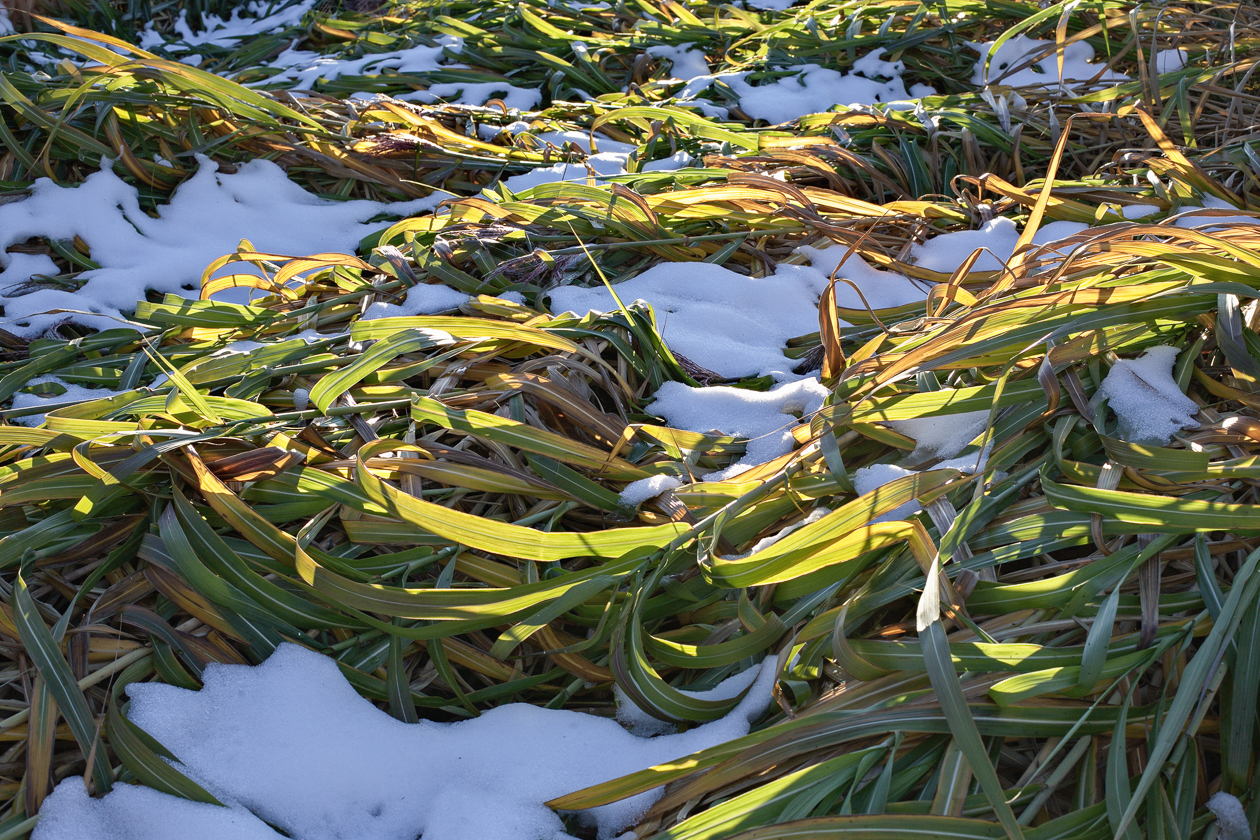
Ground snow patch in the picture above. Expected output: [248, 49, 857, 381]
[0, 157, 437, 337]
[33, 644, 778, 840]
[646, 44, 711, 83]
[258, 36, 465, 89]
[740, 0, 799, 9]
[727, 51, 922, 124]
[889, 406, 989, 461]
[792, 247, 929, 310]
[1173, 195, 1258, 230]
[743, 506, 832, 555]
[619, 474, 684, 507]
[34, 783, 283, 840]
[400, 81, 542, 112]
[502, 134, 692, 192]
[1095, 346, 1199, 444]
[853, 444, 990, 523]
[504, 153, 632, 192]
[139, 0, 317, 51]
[970, 35, 1129, 92]
[548, 262, 827, 379]
[1205, 792, 1251, 840]
[911, 218, 1019, 274]
[646, 377, 829, 472]
[362, 283, 471, 320]
[854, 463, 922, 522]
[1155, 48, 1188, 74]
[1121, 204, 1160, 220]
[614, 662, 764, 737]
[8, 376, 128, 427]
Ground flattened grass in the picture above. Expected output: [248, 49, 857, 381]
[2, 1, 1260, 839]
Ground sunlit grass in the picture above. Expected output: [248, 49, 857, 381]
[0, 0, 1258, 838]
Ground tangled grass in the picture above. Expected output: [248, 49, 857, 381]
[1, 0, 1260, 839]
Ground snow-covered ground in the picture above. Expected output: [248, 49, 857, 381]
[33, 644, 777, 840]
[0, 157, 440, 337]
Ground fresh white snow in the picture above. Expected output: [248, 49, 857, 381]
[969, 35, 1129, 92]
[1094, 345, 1199, 444]
[503, 153, 633, 192]
[614, 661, 763, 737]
[1173, 195, 1258, 230]
[1121, 204, 1160, 219]
[741, 505, 832, 555]
[726, 51, 930, 124]
[1155, 48, 1188, 74]
[399, 81, 542, 111]
[529, 131, 636, 155]
[548, 247, 929, 382]
[34, 784, 287, 840]
[618, 474, 684, 507]
[477, 120, 533, 141]
[645, 377, 830, 475]
[853, 463, 922, 521]
[740, 0, 799, 10]
[0, 156, 438, 337]
[138, 0, 319, 51]
[909, 217, 1092, 275]
[33, 643, 777, 840]
[548, 262, 828, 379]
[362, 283, 471, 319]
[646, 44, 712, 83]
[853, 442, 991, 523]
[889, 406, 989, 461]
[8, 376, 128, 427]
[502, 133, 693, 192]
[791, 247, 930, 310]
[258, 36, 465, 89]
[911, 217, 1019, 273]
[1205, 792, 1251, 840]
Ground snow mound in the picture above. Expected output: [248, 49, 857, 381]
[362, 284, 470, 319]
[619, 474, 684, 507]
[548, 262, 827, 379]
[139, 0, 317, 50]
[1095, 346, 1199, 444]
[1174, 195, 1259, 230]
[969, 35, 1129, 92]
[646, 377, 829, 476]
[645, 44, 712, 83]
[889, 406, 989, 461]
[727, 51, 926, 124]
[34, 644, 777, 840]
[258, 36, 465, 89]
[1206, 792, 1252, 840]
[0, 157, 437, 338]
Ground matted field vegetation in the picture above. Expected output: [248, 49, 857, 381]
[1, 0, 1260, 837]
